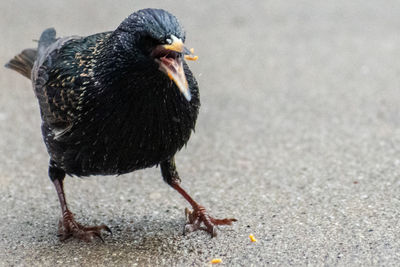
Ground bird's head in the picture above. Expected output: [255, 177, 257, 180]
[114, 8, 198, 101]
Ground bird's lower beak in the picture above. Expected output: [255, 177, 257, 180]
[158, 56, 191, 101]
[153, 38, 198, 102]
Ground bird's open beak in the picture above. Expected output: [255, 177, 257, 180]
[152, 36, 198, 101]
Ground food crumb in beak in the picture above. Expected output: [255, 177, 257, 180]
[184, 47, 198, 61]
[184, 54, 198, 61]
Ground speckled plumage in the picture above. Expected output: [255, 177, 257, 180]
[6, 9, 234, 241]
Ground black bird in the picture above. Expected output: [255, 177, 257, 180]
[6, 8, 236, 241]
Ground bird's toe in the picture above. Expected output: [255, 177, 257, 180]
[183, 206, 236, 237]
[57, 211, 111, 242]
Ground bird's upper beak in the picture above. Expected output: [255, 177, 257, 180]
[152, 35, 198, 101]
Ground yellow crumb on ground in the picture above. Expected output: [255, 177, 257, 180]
[190, 48, 195, 54]
[249, 234, 257, 242]
[210, 258, 223, 264]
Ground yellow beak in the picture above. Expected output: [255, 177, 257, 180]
[156, 35, 198, 101]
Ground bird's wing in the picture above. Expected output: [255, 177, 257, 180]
[32, 29, 111, 137]
[32, 29, 83, 133]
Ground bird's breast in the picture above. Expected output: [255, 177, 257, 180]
[58, 91, 197, 176]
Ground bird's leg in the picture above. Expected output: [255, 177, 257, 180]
[161, 158, 236, 237]
[49, 161, 111, 242]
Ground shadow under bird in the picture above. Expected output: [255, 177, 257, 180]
[5, 8, 236, 241]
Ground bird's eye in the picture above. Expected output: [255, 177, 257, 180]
[165, 38, 172, 45]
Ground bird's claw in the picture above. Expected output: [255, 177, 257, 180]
[183, 206, 237, 237]
[57, 210, 112, 242]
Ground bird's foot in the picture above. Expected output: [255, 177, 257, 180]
[184, 206, 237, 237]
[57, 210, 111, 242]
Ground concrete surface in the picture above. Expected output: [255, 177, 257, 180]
[1, 0, 400, 266]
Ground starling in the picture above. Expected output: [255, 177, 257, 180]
[5, 8, 236, 241]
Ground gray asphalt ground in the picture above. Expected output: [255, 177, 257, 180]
[1, 0, 400, 266]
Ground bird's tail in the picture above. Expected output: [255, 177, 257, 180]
[5, 48, 37, 79]
[5, 27, 57, 80]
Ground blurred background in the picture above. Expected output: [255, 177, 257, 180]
[1, 0, 399, 266]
